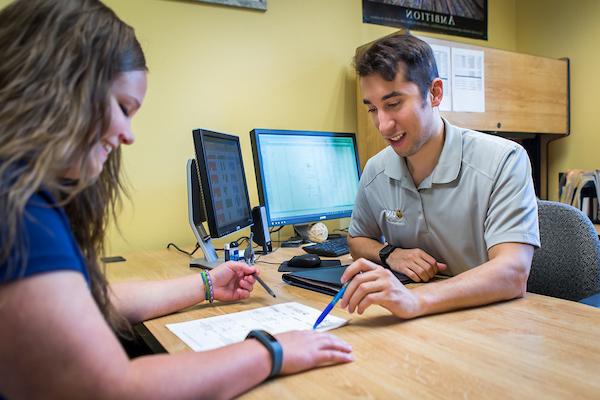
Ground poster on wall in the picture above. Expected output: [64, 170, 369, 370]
[429, 43, 452, 111]
[451, 47, 485, 112]
[192, 0, 266, 11]
[362, 0, 487, 40]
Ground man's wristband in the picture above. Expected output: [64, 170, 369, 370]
[379, 244, 396, 268]
[245, 329, 283, 379]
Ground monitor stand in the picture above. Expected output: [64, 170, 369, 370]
[277, 224, 315, 247]
[186, 158, 223, 269]
[284, 223, 334, 246]
[189, 220, 224, 269]
[190, 255, 223, 269]
[293, 224, 312, 242]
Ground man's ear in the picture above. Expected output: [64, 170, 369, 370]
[429, 78, 444, 107]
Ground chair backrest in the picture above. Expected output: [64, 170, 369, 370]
[528, 200, 600, 301]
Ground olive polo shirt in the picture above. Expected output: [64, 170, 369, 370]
[349, 119, 540, 276]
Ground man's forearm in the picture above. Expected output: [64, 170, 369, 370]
[409, 243, 532, 317]
[347, 235, 385, 264]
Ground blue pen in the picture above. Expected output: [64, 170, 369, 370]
[313, 281, 350, 330]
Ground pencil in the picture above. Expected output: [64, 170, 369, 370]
[254, 273, 276, 298]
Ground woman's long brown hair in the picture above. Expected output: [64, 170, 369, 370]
[0, 0, 147, 336]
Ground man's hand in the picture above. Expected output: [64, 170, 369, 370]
[340, 258, 423, 319]
[386, 248, 447, 282]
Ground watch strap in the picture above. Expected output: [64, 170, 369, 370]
[245, 329, 283, 379]
[379, 244, 396, 267]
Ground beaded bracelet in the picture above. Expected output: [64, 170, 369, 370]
[200, 271, 214, 303]
[200, 271, 208, 301]
[205, 271, 214, 303]
[200, 271, 211, 303]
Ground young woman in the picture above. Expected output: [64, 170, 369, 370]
[0, 1, 353, 398]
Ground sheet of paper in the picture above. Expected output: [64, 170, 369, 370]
[430, 44, 452, 111]
[166, 302, 347, 352]
[451, 47, 485, 112]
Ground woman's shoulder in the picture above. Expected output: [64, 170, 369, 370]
[25, 189, 63, 220]
[23, 190, 72, 242]
[1, 189, 88, 283]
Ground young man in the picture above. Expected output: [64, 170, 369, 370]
[340, 34, 540, 319]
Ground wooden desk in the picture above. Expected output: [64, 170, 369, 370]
[107, 249, 600, 399]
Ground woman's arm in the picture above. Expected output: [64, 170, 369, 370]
[0, 271, 352, 399]
[109, 273, 205, 323]
[110, 261, 257, 323]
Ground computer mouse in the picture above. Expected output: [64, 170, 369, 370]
[287, 254, 322, 268]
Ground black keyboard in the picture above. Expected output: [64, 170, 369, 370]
[302, 236, 349, 257]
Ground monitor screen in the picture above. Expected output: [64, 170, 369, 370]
[250, 129, 361, 227]
[192, 129, 253, 238]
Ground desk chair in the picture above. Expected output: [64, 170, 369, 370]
[527, 200, 600, 302]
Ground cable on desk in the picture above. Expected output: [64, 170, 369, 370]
[167, 238, 258, 259]
[166, 242, 199, 257]
[253, 255, 281, 265]
[269, 226, 284, 234]
[234, 236, 250, 245]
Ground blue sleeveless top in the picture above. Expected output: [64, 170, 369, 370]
[0, 190, 89, 284]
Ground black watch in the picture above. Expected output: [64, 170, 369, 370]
[379, 244, 396, 268]
[245, 329, 283, 379]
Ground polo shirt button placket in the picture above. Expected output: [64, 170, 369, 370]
[416, 192, 429, 234]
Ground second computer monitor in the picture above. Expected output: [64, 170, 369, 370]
[250, 128, 361, 228]
[192, 128, 253, 239]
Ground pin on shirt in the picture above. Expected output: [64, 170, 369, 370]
[384, 209, 405, 225]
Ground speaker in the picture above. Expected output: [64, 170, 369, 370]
[251, 206, 272, 254]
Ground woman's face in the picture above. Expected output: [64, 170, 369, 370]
[65, 70, 147, 179]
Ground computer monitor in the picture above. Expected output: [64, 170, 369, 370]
[250, 128, 361, 238]
[187, 129, 254, 268]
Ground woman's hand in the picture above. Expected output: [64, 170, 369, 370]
[275, 330, 353, 375]
[209, 261, 257, 302]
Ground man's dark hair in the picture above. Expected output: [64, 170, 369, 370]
[354, 34, 439, 101]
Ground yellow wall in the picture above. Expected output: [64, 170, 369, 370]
[0, 0, 518, 253]
[106, 0, 518, 253]
[516, 0, 600, 201]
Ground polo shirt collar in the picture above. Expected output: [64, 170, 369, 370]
[431, 118, 462, 184]
[383, 147, 409, 182]
[383, 117, 462, 186]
